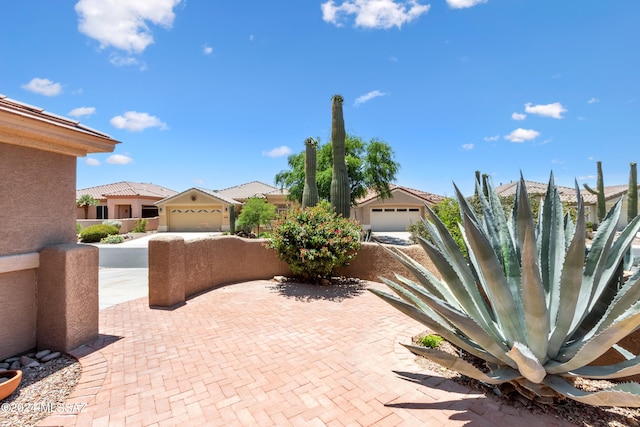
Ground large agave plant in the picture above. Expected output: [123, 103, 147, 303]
[371, 174, 640, 406]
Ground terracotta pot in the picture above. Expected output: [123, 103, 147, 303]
[0, 370, 22, 401]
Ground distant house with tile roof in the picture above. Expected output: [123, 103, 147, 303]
[495, 180, 640, 227]
[155, 181, 291, 232]
[352, 184, 444, 232]
[76, 181, 178, 220]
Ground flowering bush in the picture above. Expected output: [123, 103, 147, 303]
[266, 201, 361, 282]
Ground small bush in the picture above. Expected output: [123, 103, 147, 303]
[132, 219, 147, 233]
[266, 201, 361, 282]
[76, 223, 83, 234]
[419, 334, 444, 348]
[101, 234, 125, 244]
[102, 220, 122, 230]
[79, 224, 120, 243]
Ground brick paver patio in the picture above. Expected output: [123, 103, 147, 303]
[39, 280, 573, 426]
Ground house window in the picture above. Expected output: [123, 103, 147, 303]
[142, 205, 158, 218]
[384, 208, 395, 212]
[372, 208, 383, 212]
[96, 206, 108, 219]
[397, 208, 407, 212]
[409, 208, 419, 212]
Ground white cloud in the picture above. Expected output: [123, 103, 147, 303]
[511, 112, 526, 121]
[263, 146, 292, 158]
[203, 45, 213, 55]
[587, 97, 600, 104]
[354, 90, 387, 106]
[75, 0, 182, 53]
[22, 78, 62, 96]
[524, 102, 567, 119]
[109, 53, 140, 67]
[504, 128, 540, 143]
[110, 111, 168, 132]
[483, 135, 499, 142]
[85, 157, 100, 166]
[321, 0, 430, 29]
[462, 143, 474, 151]
[106, 154, 133, 164]
[69, 106, 96, 117]
[446, 0, 487, 9]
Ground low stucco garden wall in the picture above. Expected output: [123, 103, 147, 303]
[148, 235, 438, 308]
[77, 217, 159, 234]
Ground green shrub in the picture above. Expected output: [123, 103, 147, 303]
[101, 234, 125, 244]
[79, 224, 120, 243]
[419, 334, 443, 349]
[102, 220, 122, 230]
[132, 219, 147, 233]
[266, 201, 361, 282]
[76, 223, 83, 234]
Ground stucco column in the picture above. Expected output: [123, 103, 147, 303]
[37, 244, 99, 351]
[149, 235, 186, 308]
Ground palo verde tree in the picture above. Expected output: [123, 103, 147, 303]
[236, 197, 277, 236]
[275, 135, 399, 207]
[76, 194, 99, 219]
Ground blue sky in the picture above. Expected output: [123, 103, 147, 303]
[2, 1, 638, 197]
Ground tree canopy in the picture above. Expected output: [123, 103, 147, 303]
[275, 134, 399, 206]
[236, 197, 277, 235]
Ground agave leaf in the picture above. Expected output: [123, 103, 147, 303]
[368, 288, 501, 364]
[379, 244, 455, 306]
[565, 353, 640, 379]
[461, 212, 525, 345]
[547, 192, 586, 359]
[591, 266, 640, 339]
[414, 232, 498, 333]
[506, 342, 546, 384]
[537, 173, 566, 325]
[548, 310, 640, 372]
[520, 224, 550, 362]
[543, 376, 640, 407]
[402, 344, 522, 385]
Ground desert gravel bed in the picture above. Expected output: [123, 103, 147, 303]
[0, 355, 81, 427]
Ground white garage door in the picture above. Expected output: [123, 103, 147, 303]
[370, 207, 421, 232]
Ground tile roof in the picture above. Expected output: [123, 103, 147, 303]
[355, 184, 445, 206]
[495, 180, 636, 205]
[0, 94, 116, 141]
[216, 181, 288, 200]
[77, 182, 178, 201]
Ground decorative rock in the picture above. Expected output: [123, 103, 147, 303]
[40, 352, 61, 363]
[0, 363, 9, 370]
[35, 349, 51, 360]
[9, 361, 20, 370]
[20, 356, 40, 368]
[5, 357, 19, 363]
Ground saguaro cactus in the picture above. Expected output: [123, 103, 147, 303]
[629, 162, 638, 221]
[302, 137, 319, 208]
[229, 204, 236, 234]
[330, 94, 350, 218]
[584, 161, 606, 223]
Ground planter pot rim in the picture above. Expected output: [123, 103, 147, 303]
[0, 370, 22, 401]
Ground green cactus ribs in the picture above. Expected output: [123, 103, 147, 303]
[302, 137, 319, 209]
[330, 94, 350, 219]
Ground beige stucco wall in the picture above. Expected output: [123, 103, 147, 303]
[77, 217, 160, 234]
[148, 236, 439, 308]
[0, 270, 37, 360]
[1, 144, 77, 255]
[353, 191, 428, 227]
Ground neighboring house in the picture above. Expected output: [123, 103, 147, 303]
[76, 181, 177, 220]
[156, 181, 291, 232]
[495, 180, 640, 228]
[0, 94, 119, 360]
[352, 185, 444, 232]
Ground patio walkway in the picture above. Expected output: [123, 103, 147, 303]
[40, 280, 573, 427]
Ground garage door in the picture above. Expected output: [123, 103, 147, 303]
[370, 207, 421, 232]
[168, 207, 222, 231]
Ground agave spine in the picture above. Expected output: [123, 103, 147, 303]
[372, 173, 640, 407]
[330, 94, 350, 219]
[302, 137, 319, 209]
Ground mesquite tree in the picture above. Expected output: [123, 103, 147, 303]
[330, 94, 350, 218]
[302, 137, 319, 208]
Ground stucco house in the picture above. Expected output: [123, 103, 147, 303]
[0, 94, 119, 360]
[156, 181, 291, 232]
[495, 180, 640, 227]
[76, 181, 177, 220]
[352, 184, 444, 232]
